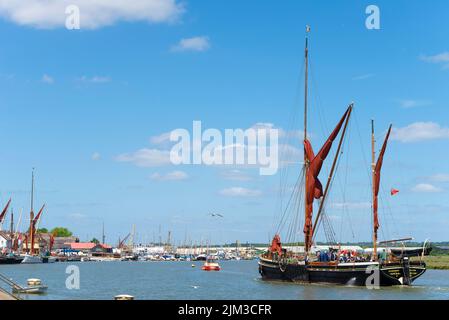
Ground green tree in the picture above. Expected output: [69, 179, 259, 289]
[37, 228, 48, 233]
[50, 227, 73, 237]
[90, 238, 100, 244]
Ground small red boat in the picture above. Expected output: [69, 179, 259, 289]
[201, 259, 221, 271]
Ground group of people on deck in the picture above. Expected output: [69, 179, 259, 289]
[316, 249, 371, 263]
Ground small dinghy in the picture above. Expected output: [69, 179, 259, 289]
[12, 278, 48, 294]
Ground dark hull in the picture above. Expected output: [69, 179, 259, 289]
[258, 257, 426, 286]
[390, 247, 432, 258]
[0, 256, 24, 265]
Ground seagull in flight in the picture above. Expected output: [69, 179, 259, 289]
[209, 212, 224, 218]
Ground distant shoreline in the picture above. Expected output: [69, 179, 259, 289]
[413, 256, 449, 270]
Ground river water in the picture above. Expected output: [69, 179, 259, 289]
[1, 260, 448, 300]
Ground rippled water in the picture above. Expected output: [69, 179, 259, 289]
[1, 260, 448, 300]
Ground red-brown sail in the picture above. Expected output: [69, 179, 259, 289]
[303, 108, 351, 251]
[49, 234, 55, 252]
[33, 204, 45, 225]
[269, 234, 282, 256]
[373, 125, 392, 233]
[0, 198, 11, 224]
[30, 204, 45, 254]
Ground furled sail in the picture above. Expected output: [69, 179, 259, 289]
[269, 234, 282, 256]
[373, 125, 392, 233]
[303, 108, 351, 251]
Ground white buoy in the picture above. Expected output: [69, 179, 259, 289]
[114, 294, 134, 300]
[27, 278, 42, 286]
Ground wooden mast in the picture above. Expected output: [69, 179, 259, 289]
[371, 120, 377, 261]
[29, 168, 35, 255]
[10, 208, 14, 237]
[304, 25, 310, 255]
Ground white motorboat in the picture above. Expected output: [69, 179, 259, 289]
[21, 254, 42, 264]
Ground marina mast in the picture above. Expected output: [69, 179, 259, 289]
[102, 222, 106, 244]
[10, 209, 14, 235]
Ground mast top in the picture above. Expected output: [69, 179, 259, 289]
[306, 25, 311, 33]
[30, 167, 35, 213]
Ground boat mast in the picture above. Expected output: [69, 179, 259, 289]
[102, 222, 105, 244]
[10, 208, 14, 236]
[304, 25, 310, 254]
[29, 168, 35, 255]
[371, 120, 377, 261]
[304, 25, 310, 142]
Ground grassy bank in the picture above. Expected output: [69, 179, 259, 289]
[412, 255, 449, 270]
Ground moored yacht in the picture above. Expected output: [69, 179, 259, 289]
[0, 253, 24, 264]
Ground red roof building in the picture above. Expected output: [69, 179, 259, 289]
[69, 242, 96, 250]
[67, 242, 113, 254]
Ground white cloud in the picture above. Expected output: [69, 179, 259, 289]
[391, 122, 449, 143]
[278, 143, 303, 166]
[116, 148, 172, 167]
[0, 0, 184, 29]
[398, 99, 432, 109]
[420, 52, 449, 69]
[250, 122, 303, 140]
[91, 152, 101, 160]
[150, 170, 188, 181]
[220, 170, 253, 181]
[116, 122, 304, 171]
[428, 174, 449, 183]
[150, 132, 172, 144]
[41, 73, 54, 84]
[67, 213, 87, 220]
[412, 183, 442, 193]
[78, 75, 111, 83]
[219, 187, 262, 197]
[171, 36, 210, 52]
[352, 73, 374, 81]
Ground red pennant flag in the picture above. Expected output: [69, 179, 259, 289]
[391, 188, 400, 196]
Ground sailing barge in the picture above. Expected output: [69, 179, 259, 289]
[258, 27, 428, 287]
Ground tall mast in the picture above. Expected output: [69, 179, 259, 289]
[10, 208, 14, 235]
[102, 221, 105, 244]
[304, 25, 310, 253]
[30, 168, 35, 255]
[371, 120, 377, 260]
[31, 168, 34, 212]
[304, 25, 310, 142]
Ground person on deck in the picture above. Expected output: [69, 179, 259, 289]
[379, 249, 387, 263]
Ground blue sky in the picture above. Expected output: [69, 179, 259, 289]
[0, 0, 448, 245]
